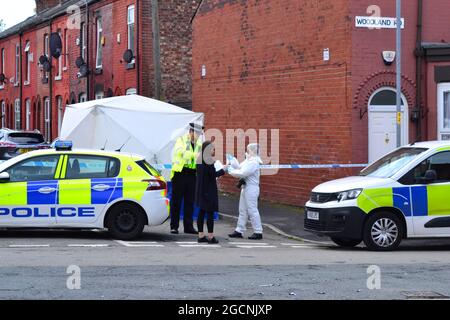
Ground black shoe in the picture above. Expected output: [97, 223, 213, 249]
[228, 231, 243, 238]
[184, 229, 198, 235]
[198, 237, 208, 243]
[170, 229, 179, 234]
[248, 233, 263, 240]
[208, 237, 219, 244]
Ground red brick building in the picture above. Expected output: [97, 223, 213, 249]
[0, 0, 199, 142]
[192, 0, 450, 205]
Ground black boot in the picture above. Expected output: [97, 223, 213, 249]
[228, 231, 243, 238]
[208, 237, 219, 244]
[248, 233, 263, 240]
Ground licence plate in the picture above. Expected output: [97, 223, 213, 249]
[19, 148, 32, 154]
[307, 210, 319, 221]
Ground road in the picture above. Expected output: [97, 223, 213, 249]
[1, 219, 450, 299]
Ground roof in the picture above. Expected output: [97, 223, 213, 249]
[407, 140, 450, 149]
[0, 0, 98, 40]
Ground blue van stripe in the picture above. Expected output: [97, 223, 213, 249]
[393, 187, 411, 217]
[91, 178, 123, 205]
[411, 186, 428, 216]
[27, 180, 59, 205]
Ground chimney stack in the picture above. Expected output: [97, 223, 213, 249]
[35, 0, 64, 14]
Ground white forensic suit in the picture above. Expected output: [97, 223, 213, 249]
[228, 147, 263, 235]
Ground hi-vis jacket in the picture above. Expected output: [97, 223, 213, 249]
[171, 134, 202, 179]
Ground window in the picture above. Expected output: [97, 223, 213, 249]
[96, 17, 103, 69]
[66, 155, 120, 179]
[14, 99, 21, 130]
[55, 30, 62, 80]
[400, 152, 450, 185]
[24, 41, 31, 85]
[95, 90, 104, 100]
[127, 5, 135, 62]
[1, 101, 5, 128]
[25, 99, 31, 130]
[443, 92, 450, 130]
[360, 147, 428, 178]
[80, 22, 87, 60]
[44, 97, 51, 143]
[57, 96, 63, 135]
[370, 89, 404, 106]
[126, 88, 137, 95]
[0, 48, 5, 89]
[79, 93, 87, 102]
[43, 34, 49, 81]
[15, 43, 20, 85]
[6, 155, 60, 182]
[64, 29, 68, 70]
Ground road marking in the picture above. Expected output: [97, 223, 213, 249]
[229, 242, 269, 245]
[175, 241, 198, 244]
[235, 245, 277, 249]
[8, 244, 50, 248]
[68, 244, 110, 247]
[115, 240, 164, 247]
[178, 244, 221, 248]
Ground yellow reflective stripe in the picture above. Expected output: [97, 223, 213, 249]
[427, 184, 450, 216]
[437, 147, 450, 152]
[54, 155, 64, 179]
[60, 155, 68, 179]
[0, 182, 27, 205]
[58, 179, 91, 204]
[357, 188, 393, 214]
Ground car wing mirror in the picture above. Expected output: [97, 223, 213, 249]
[0, 172, 10, 182]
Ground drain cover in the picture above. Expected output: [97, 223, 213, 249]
[401, 291, 450, 300]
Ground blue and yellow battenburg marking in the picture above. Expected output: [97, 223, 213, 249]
[357, 186, 450, 217]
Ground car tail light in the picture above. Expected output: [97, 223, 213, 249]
[142, 179, 167, 191]
[0, 142, 16, 148]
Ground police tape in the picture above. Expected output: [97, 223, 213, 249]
[153, 164, 368, 170]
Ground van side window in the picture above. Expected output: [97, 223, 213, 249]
[399, 151, 450, 185]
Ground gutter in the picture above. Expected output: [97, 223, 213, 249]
[415, 0, 424, 141]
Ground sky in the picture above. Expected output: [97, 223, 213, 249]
[0, 0, 37, 30]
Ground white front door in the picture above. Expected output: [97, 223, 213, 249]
[437, 83, 450, 140]
[369, 105, 408, 163]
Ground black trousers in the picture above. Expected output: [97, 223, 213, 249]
[197, 209, 214, 233]
[170, 170, 196, 231]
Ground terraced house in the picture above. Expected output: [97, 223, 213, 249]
[0, 0, 199, 142]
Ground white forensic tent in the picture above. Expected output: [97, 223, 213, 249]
[59, 95, 204, 178]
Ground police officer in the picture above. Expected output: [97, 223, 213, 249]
[170, 122, 204, 234]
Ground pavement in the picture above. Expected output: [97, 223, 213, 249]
[218, 192, 325, 242]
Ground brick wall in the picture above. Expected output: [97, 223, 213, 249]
[193, 0, 353, 205]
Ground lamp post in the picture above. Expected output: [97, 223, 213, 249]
[396, 0, 402, 147]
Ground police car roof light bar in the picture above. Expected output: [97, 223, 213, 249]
[54, 140, 73, 151]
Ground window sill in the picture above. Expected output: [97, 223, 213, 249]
[23, 81, 30, 86]
[94, 68, 103, 75]
[54, 76, 62, 81]
[14, 83, 20, 87]
[126, 62, 135, 70]
[63, 67, 68, 72]
[0, 86, 4, 90]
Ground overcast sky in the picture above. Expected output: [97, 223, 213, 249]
[0, 1, 37, 29]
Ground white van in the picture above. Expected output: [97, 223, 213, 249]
[305, 141, 450, 251]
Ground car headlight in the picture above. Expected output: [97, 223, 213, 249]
[337, 189, 362, 202]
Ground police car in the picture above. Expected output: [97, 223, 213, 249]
[305, 141, 450, 251]
[0, 141, 169, 240]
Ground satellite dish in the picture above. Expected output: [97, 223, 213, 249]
[78, 64, 89, 78]
[39, 55, 48, 65]
[49, 33, 63, 59]
[0, 73, 5, 83]
[123, 49, 134, 64]
[75, 57, 85, 68]
[42, 61, 52, 72]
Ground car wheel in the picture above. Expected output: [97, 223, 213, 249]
[106, 203, 145, 240]
[330, 237, 362, 248]
[363, 212, 404, 251]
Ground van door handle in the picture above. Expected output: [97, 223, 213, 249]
[38, 187, 56, 194]
[92, 184, 111, 192]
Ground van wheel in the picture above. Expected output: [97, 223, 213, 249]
[363, 212, 404, 251]
[106, 203, 145, 240]
[330, 237, 362, 248]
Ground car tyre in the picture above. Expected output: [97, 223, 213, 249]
[363, 211, 404, 251]
[330, 237, 362, 248]
[106, 203, 146, 240]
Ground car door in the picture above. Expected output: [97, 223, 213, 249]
[0, 154, 62, 227]
[399, 151, 450, 236]
[56, 154, 122, 226]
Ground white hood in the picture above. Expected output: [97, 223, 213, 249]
[312, 176, 394, 193]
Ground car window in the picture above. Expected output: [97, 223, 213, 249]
[399, 151, 450, 185]
[65, 155, 120, 179]
[5, 155, 60, 182]
[7, 133, 45, 144]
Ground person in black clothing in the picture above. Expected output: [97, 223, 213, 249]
[195, 141, 227, 244]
